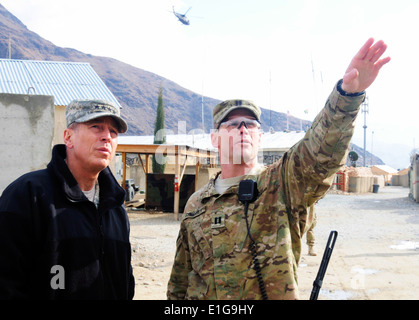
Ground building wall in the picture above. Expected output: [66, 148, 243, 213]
[412, 154, 419, 202]
[53, 104, 66, 145]
[0, 93, 54, 194]
[261, 150, 286, 165]
[391, 173, 409, 187]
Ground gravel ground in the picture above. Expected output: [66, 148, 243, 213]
[128, 186, 419, 300]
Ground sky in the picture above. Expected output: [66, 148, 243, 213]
[2, 0, 418, 169]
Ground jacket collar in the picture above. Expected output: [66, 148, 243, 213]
[48, 145, 125, 207]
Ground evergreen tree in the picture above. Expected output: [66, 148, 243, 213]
[152, 85, 166, 173]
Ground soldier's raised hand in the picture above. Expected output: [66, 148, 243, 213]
[341, 38, 391, 94]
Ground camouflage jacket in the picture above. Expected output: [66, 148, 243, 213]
[167, 81, 365, 300]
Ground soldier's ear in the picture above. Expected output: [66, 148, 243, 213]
[63, 128, 74, 149]
[210, 131, 219, 149]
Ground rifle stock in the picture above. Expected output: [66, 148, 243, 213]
[310, 230, 338, 300]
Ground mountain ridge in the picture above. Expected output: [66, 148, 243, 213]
[0, 3, 309, 136]
[0, 4, 384, 166]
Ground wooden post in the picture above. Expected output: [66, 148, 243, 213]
[138, 153, 147, 199]
[179, 155, 188, 186]
[145, 154, 149, 206]
[195, 160, 201, 192]
[121, 152, 127, 189]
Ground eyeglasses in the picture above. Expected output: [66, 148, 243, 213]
[218, 118, 261, 131]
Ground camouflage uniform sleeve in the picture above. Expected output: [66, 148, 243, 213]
[166, 191, 201, 300]
[166, 222, 191, 300]
[282, 80, 365, 225]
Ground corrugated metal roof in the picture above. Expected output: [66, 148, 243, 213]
[0, 59, 121, 107]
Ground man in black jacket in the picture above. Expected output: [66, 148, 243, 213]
[0, 99, 135, 299]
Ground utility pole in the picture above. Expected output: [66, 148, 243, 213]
[8, 34, 11, 59]
[269, 70, 272, 130]
[311, 54, 318, 114]
[371, 130, 374, 166]
[362, 96, 369, 167]
[201, 80, 205, 133]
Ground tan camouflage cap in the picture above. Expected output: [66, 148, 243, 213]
[213, 99, 261, 129]
[66, 99, 128, 133]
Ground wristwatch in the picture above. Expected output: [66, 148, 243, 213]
[337, 79, 365, 97]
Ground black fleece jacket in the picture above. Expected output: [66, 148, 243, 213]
[0, 145, 134, 299]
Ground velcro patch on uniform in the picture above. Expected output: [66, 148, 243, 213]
[186, 207, 206, 218]
[211, 213, 225, 229]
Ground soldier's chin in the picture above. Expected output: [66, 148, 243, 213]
[231, 152, 255, 165]
[242, 154, 256, 165]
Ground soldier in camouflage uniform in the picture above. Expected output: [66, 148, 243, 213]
[167, 38, 390, 300]
[306, 204, 317, 256]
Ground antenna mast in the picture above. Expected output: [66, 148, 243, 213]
[201, 80, 205, 133]
[8, 34, 11, 59]
[311, 53, 318, 113]
[269, 70, 272, 129]
[362, 96, 369, 167]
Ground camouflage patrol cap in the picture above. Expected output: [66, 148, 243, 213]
[66, 99, 128, 133]
[213, 99, 261, 129]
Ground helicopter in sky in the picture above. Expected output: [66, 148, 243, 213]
[172, 6, 191, 25]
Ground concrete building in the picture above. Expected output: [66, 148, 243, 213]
[410, 152, 419, 202]
[0, 58, 123, 193]
[0, 93, 54, 194]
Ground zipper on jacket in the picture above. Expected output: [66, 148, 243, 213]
[97, 206, 105, 258]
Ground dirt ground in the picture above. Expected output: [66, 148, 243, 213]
[128, 186, 419, 300]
